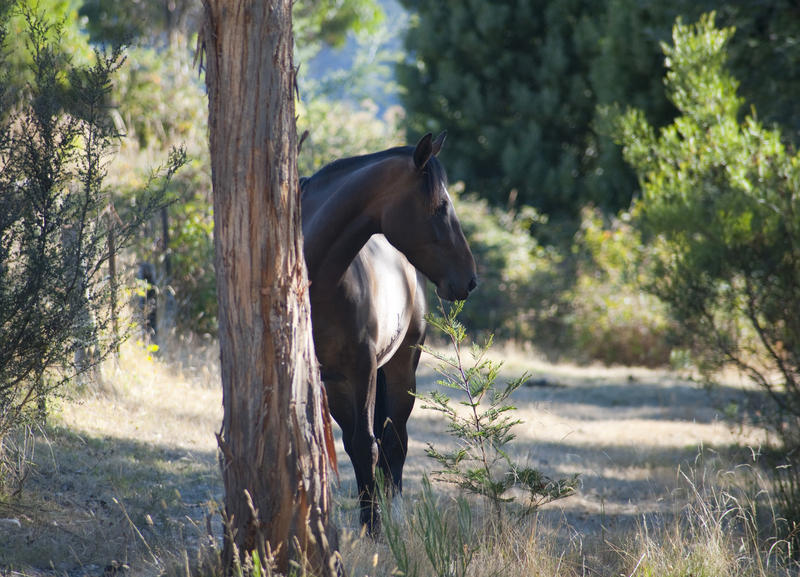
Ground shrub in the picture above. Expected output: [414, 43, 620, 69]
[616, 12, 800, 550]
[0, 5, 182, 485]
[453, 193, 674, 366]
[452, 189, 568, 346]
[417, 300, 578, 517]
[567, 206, 675, 367]
[617, 12, 800, 432]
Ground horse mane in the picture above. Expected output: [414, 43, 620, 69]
[301, 146, 448, 214]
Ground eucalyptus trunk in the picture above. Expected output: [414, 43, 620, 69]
[201, 1, 339, 573]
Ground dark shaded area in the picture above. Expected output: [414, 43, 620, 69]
[0, 426, 221, 575]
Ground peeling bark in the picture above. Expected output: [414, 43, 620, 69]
[200, 1, 339, 573]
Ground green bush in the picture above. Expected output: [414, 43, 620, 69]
[617, 12, 800, 419]
[452, 189, 567, 346]
[616, 12, 800, 551]
[567, 207, 674, 367]
[0, 5, 181, 484]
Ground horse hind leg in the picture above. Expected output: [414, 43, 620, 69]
[374, 367, 390, 488]
[338, 352, 382, 536]
[375, 367, 402, 494]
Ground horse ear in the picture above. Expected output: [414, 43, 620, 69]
[413, 132, 434, 169]
[431, 130, 447, 157]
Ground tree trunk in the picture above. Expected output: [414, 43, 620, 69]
[201, 1, 339, 574]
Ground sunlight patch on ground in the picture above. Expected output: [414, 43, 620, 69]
[52, 341, 222, 454]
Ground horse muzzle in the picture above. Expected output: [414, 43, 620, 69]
[437, 274, 478, 302]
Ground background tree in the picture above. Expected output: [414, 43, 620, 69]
[398, 0, 603, 227]
[399, 0, 800, 229]
[200, 0, 339, 573]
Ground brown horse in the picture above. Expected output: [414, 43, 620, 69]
[301, 132, 477, 534]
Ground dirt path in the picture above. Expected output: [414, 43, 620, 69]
[413, 356, 764, 535]
[0, 345, 765, 575]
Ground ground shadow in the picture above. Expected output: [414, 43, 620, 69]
[0, 425, 221, 575]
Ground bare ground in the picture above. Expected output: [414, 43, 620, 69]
[0, 342, 770, 575]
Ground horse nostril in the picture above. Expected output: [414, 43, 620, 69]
[467, 275, 478, 292]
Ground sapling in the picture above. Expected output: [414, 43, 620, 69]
[417, 300, 578, 518]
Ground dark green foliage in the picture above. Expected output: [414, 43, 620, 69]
[709, 1, 800, 142]
[399, 0, 800, 222]
[418, 301, 578, 517]
[0, 6, 183, 448]
[398, 0, 603, 222]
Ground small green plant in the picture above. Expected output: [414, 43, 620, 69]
[418, 300, 578, 517]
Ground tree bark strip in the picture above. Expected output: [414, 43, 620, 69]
[201, 1, 339, 573]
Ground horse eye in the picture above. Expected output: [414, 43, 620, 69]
[434, 201, 449, 218]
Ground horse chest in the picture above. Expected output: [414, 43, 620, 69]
[310, 236, 418, 372]
[363, 236, 418, 365]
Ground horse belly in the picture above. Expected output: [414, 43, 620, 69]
[363, 236, 419, 367]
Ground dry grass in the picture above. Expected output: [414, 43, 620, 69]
[0, 339, 797, 576]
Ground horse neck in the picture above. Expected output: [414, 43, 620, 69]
[302, 157, 407, 285]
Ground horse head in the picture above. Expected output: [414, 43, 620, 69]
[381, 132, 478, 301]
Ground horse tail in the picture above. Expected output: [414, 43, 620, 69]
[374, 367, 388, 442]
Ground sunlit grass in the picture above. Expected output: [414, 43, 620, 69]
[54, 338, 222, 453]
